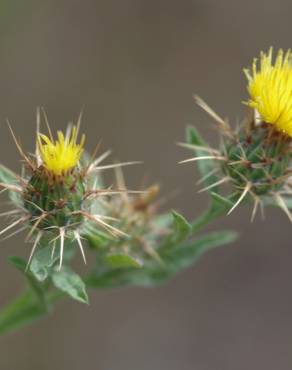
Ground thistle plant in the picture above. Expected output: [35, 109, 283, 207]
[0, 111, 236, 335]
[0, 47, 290, 336]
[181, 48, 292, 221]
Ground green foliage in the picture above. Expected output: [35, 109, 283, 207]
[87, 209, 236, 289]
[0, 291, 47, 336]
[0, 289, 62, 336]
[30, 246, 59, 282]
[52, 267, 88, 304]
[0, 257, 54, 336]
[186, 125, 220, 191]
[105, 254, 143, 268]
[170, 211, 192, 243]
[0, 164, 22, 205]
[0, 126, 242, 336]
[9, 256, 48, 309]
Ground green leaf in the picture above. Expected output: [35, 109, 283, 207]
[153, 213, 173, 228]
[87, 231, 237, 289]
[85, 223, 116, 249]
[186, 125, 219, 191]
[0, 291, 47, 335]
[162, 230, 238, 271]
[191, 193, 237, 234]
[193, 230, 238, 256]
[0, 164, 18, 184]
[210, 192, 234, 209]
[29, 239, 76, 282]
[30, 246, 58, 282]
[8, 256, 26, 270]
[52, 267, 89, 304]
[105, 253, 143, 269]
[86, 264, 171, 289]
[0, 289, 63, 336]
[8, 256, 47, 309]
[171, 210, 191, 243]
[0, 164, 22, 205]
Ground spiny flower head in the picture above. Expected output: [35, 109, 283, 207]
[0, 113, 141, 271]
[181, 94, 292, 222]
[244, 48, 292, 137]
[38, 126, 85, 176]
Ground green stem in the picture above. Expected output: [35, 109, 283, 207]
[191, 205, 226, 234]
[192, 192, 240, 234]
[0, 288, 64, 336]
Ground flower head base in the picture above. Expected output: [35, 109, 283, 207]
[244, 48, 292, 137]
[38, 126, 85, 176]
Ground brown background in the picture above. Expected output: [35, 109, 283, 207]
[0, 0, 291, 369]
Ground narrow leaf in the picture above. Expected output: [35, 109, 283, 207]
[171, 210, 191, 243]
[163, 230, 238, 270]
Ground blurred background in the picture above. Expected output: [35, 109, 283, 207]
[0, 0, 292, 369]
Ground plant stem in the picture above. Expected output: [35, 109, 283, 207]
[191, 202, 229, 234]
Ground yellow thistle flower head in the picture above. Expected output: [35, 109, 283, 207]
[244, 47, 292, 137]
[37, 126, 85, 176]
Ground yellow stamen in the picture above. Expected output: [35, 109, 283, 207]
[38, 126, 85, 176]
[244, 47, 292, 137]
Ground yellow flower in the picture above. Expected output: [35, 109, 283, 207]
[38, 126, 85, 176]
[244, 48, 292, 137]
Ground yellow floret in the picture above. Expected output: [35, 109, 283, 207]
[38, 126, 85, 176]
[244, 48, 292, 137]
